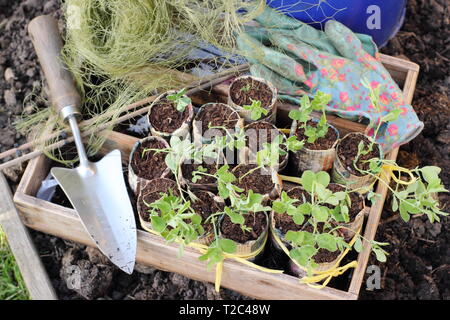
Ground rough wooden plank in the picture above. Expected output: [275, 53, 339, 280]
[17, 152, 49, 197]
[0, 172, 57, 300]
[401, 65, 420, 106]
[98, 131, 139, 163]
[14, 192, 356, 300]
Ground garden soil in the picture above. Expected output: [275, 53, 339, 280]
[0, 0, 448, 299]
[229, 77, 273, 109]
[295, 120, 339, 150]
[148, 97, 190, 134]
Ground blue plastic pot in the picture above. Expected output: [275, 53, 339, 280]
[266, 0, 407, 47]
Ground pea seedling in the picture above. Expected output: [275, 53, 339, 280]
[144, 190, 204, 256]
[289, 91, 332, 144]
[351, 82, 449, 223]
[240, 83, 252, 93]
[193, 164, 271, 270]
[243, 99, 269, 121]
[167, 88, 191, 112]
[273, 170, 390, 271]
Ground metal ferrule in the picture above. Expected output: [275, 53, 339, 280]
[59, 105, 81, 122]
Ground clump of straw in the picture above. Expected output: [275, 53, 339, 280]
[18, 0, 265, 164]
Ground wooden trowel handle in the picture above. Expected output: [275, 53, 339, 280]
[28, 15, 81, 120]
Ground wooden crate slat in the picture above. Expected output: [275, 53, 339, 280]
[14, 192, 356, 300]
[0, 173, 57, 300]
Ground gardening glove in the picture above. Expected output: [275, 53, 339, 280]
[248, 6, 378, 57]
[237, 9, 423, 152]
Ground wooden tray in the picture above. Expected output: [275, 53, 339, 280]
[13, 54, 419, 300]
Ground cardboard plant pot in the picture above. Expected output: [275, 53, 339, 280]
[228, 75, 278, 124]
[288, 247, 344, 278]
[269, 212, 344, 278]
[192, 102, 244, 146]
[219, 212, 269, 262]
[239, 121, 289, 172]
[128, 136, 172, 194]
[147, 90, 194, 139]
[269, 187, 345, 277]
[178, 153, 227, 192]
[137, 180, 224, 246]
[327, 183, 366, 240]
[332, 132, 384, 194]
[289, 119, 340, 174]
[136, 178, 179, 232]
[231, 164, 282, 203]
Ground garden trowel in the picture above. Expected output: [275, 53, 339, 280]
[28, 15, 136, 274]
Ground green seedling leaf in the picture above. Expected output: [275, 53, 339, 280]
[381, 108, 401, 123]
[354, 237, 363, 253]
[165, 153, 177, 172]
[297, 203, 312, 215]
[288, 109, 302, 121]
[190, 214, 202, 225]
[286, 136, 304, 152]
[399, 202, 411, 222]
[373, 248, 387, 263]
[285, 230, 304, 245]
[300, 94, 311, 109]
[311, 91, 332, 111]
[240, 83, 251, 92]
[219, 239, 237, 254]
[290, 245, 317, 267]
[341, 205, 350, 223]
[272, 200, 287, 214]
[153, 200, 172, 213]
[334, 191, 347, 201]
[243, 99, 269, 121]
[224, 207, 245, 225]
[421, 166, 441, 184]
[217, 165, 235, 183]
[151, 216, 166, 233]
[324, 195, 339, 206]
[312, 206, 329, 222]
[304, 125, 317, 143]
[167, 88, 191, 112]
[301, 170, 315, 192]
[218, 183, 230, 200]
[292, 214, 305, 226]
[246, 190, 263, 207]
[315, 183, 332, 202]
[316, 171, 330, 188]
[316, 233, 338, 252]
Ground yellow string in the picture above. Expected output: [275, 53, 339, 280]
[142, 222, 283, 292]
[278, 128, 291, 134]
[381, 163, 416, 186]
[271, 223, 361, 289]
[279, 174, 302, 185]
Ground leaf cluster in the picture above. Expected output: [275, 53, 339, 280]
[288, 91, 332, 144]
[167, 88, 191, 112]
[145, 191, 204, 248]
[272, 170, 390, 269]
[243, 99, 269, 121]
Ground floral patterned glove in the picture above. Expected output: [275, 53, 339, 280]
[237, 9, 423, 152]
